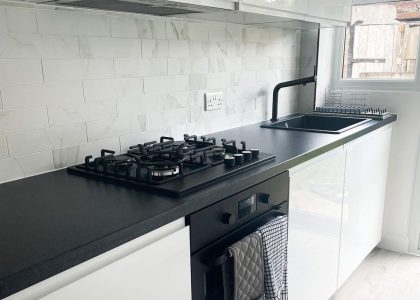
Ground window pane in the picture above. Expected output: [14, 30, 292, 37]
[343, 1, 419, 80]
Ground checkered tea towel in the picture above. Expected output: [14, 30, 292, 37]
[257, 215, 288, 300]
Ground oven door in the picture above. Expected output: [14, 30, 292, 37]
[191, 202, 288, 300]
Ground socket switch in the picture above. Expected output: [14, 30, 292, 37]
[205, 92, 224, 111]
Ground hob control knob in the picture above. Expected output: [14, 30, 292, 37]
[250, 149, 260, 159]
[242, 150, 252, 161]
[224, 156, 235, 168]
[222, 213, 236, 225]
[234, 153, 244, 165]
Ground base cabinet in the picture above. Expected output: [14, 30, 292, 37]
[289, 148, 346, 300]
[41, 226, 191, 300]
[6, 219, 191, 300]
[289, 126, 393, 299]
[338, 126, 392, 287]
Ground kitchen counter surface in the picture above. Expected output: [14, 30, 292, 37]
[0, 114, 397, 298]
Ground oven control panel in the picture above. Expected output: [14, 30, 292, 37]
[187, 171, 289, 253]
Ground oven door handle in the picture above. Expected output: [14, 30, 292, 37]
[201, 210, 285, 268]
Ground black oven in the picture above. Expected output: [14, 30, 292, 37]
[187, 172, 289, 300]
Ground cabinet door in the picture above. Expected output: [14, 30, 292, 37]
[338, 126, 392, 287]
[41, 227, 191, 300]
[241, 0, 309, 15]
[308, 0, 352, 22]
[289, 147, 345, 300]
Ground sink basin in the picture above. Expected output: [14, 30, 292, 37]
[261, 114, 371, 134]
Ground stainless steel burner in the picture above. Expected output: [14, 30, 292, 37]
[150, 166, 180, 178]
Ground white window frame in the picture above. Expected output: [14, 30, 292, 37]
[331, 0, 420, 91]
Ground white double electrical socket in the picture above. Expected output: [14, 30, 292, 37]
[205, 92, 224, 111]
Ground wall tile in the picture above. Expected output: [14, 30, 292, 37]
[225, 57, 242, 72]
[0, 7, 6, 33]
[243, 57, 270, 71]
[230, 71, 256, 86]
[114, 58, 167, 77]
[209, 58, 227, 73]
[226, 24, 243, 42]
[52, 138, 120, 168]
[43, 59, 114, 81]
[3, 6, 37, 34]
[209, 25, 227, 42]
[168, 58, 191, 75]
[0, 150, 54, 183]
[168, 58, 209, 75]
[119, 127, 171, 152]
[166, 21, 208, 41]
[207, 72, 228, 89]
[190, 42, 227, 58]
[146, 107, 190, 130]
[144, 75, 189, 95]
[191, 58, 209, 74]
[243, 28, 270, 43]
[7, 123, 87, 157]
[189, 72, 228, 90]
[142, 39, 169, 58]
[87, 116, 146, 142]
[37, 9, 111, 36]
[83, 78, 143, 102]
[117, 92, 189, 117]
[0, 107, 48, 134]
[137, 18, 167, 39]
[168, 40, 189, 58]
[227, 42, 257, 57]
[47, 101, 117, 126]
[0, 59, 43, 84]
[79, 36, 141, 58]
[270, 57, 298, 71]
[110, 16, 138, 38]
[189, 74, 207, 90]
[111, 16, 166, 39]
[1, 81, 84, 109]
[0, 135, 9, 158]
[0, 34, 80, 59]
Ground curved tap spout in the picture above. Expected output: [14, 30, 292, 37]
[271, 75, 317, 122]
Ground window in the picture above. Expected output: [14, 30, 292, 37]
[342, 1, 420, 80]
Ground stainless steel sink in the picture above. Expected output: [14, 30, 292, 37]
[261, 114, 371, 134]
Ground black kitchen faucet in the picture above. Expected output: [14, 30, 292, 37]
[271, 72, 317, 121]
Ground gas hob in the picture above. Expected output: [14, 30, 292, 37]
[67, 134, 275, 197]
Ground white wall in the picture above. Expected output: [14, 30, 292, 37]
[0, 1, 301, 183]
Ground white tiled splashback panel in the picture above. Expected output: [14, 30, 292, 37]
[0, 1, 301, 183]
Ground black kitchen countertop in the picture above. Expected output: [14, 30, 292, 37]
[0, 114, 397, 298]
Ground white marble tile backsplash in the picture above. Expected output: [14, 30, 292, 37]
[0, 1, 301, 183]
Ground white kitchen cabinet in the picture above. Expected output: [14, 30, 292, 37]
[40, 227, 191, 300]
[338, 125, 392, 287]
[240, 0, 309, 17]
[307, 0, 352, 23]
[239, 0, 350, 25]
[6, 219, 190, 300]
[288, 147, 346, 300]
